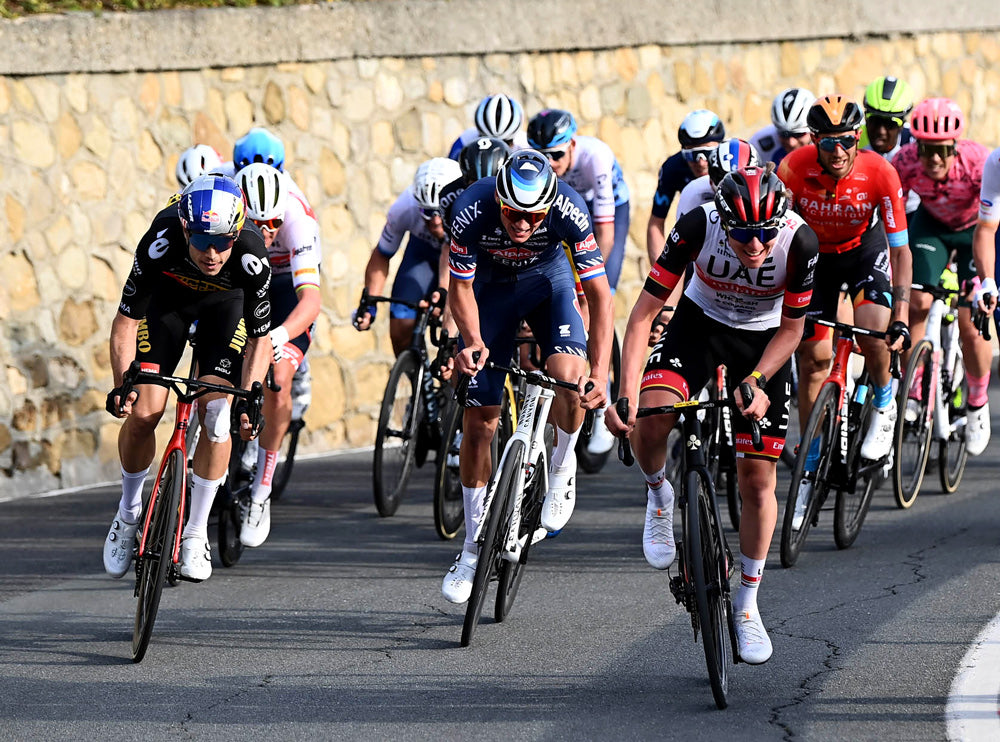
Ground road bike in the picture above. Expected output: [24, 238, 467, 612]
[460, 360, 586, 647]
[893, 279, 972, 507]
[111, 360, 263, 662]
[616, 385, 763, 710]
[781, 317, 899, 568]
[358, 289, 450, 518]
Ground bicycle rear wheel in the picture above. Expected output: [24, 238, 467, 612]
[781, 382, 838, 568]
[496, 448, 545, 623]
[373, 350, 422, 517]
[893, 340, 933, 508]
[687, 468, 729, 710]
[939, 371, 969, 493]
[132, 449, 183, 663]
[216, 481, 245, 568]
[270, 419, 304, 502]
[834, 384, 877, 549]
[461, 441, 522, 647]
[433, 399, 465, 540]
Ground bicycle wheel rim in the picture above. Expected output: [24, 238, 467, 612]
[834, 386, 877, 549]
[893, 341, 933, 508]
[373, 351, 421, 517]
[939, 372, 969, 493]
[132, 449, 183, 662]
[496, 449, 543, 622]
[434, 401, 465, 540]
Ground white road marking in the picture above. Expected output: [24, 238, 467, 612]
[946, 609, 1000, 741]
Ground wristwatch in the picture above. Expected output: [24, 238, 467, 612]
[750, 370, 767, 388]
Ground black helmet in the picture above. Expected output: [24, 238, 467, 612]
[527, 109, 578, 150]
[458, 136, 511, 185]
[714, 167, 789, 228]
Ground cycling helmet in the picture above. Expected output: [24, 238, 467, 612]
[678, 109, 726, 148]
[863, 76, 915, 120]
[910, 97, 965, 141]
[412, 157, 463, 211]
[771, 88, 817, 134]
[526, 109, 578, 150]
[807, 95, 865, 134]
[236, 163, 287, 222]
[708, 139, 762, 187]
[714, 167, 789, 228]
[177, 174, 246, 248]
[458, 136, 511, 185]
[495, 150, 559, 213]
[474, 94, 524, 141]
[176, 144, 224, 188]
[233, 127, 285, 171]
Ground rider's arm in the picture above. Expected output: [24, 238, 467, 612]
[880, 163, 913, 323]
[109, 312, 140, 387]
[646, 215, 666, 270]
[973, 148, 1000, 289]
[279, 219, 323, 340]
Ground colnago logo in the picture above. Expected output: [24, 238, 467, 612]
[552, 193, 591, 232]
[451, 201, 482, 236]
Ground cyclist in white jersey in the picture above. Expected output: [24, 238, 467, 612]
[233, 164, 321, 547]
[749, 88, 816, 166]
[972, 144, 1000, 381]
[447, 93, 528, 159]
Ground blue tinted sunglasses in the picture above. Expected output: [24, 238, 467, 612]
[188, 231, 235, 252]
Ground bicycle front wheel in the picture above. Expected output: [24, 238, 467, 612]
[496, 448, 545, 623]
[132, 449, 183, 663]
[433, 399, 465, 540]
[939, 370, 969, 493]
[461, 441, 522, 647]
[373, 350, 423, 517]
[893, 340, 933, 508]
[781, 382, 838, 568]
[687, 468, 729, 710]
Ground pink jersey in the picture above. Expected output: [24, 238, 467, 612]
[892, 139, 988, 230]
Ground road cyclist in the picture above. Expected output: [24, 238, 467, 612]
[175, 144, 224, 189]
[447, 93, 528, 159]
[749, 87, 816, 166]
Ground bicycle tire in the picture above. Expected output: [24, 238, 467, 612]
[892, 340, 933, 508]
[834, 382, 877, 549]
[496, 447, 545, 623]
[687, 468, 729, 709]
[270, 419, 304, 502]
[373, 350, 422, 517]
[461, 440, 522, 647]
[938, 370, 969, 493]
[132, 449, 183, 663]
[216, 482, 245, 568]
[433, 398, 465, 540]
[781, 382, 838, 568]
[576, 329, 621, 475]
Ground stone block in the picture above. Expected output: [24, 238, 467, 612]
[225, 90, 254, 135]
[12, 120, 55, 169]
[12, 400, 37, 433]
[674, 60, 693, 102]
[29, 77, 61, 122]
[56, 112, 82, 160]
[138, 130, 163, 173]
[289, 85, 310, 131]
[44, 216, 73, 256]
[372, 120, 395, 156]
[83, 117, 112, 160]
[303, 64, 325, 95]
[2, 252, 40, 313]
[6, 195, 24, 245]
[70, 161, 108, 202]
[341, 84, 375, 123]
[263, 81, 285, 124]
[394, 108, 422, 152]
[442, 77, 467, 107]
[305, 355, 346, 428]
[59, 298, 98, 346]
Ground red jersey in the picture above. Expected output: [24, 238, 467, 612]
[778, 146, 909, 254]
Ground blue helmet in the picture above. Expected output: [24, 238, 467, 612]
[233, 127, 285, 171]
[177, 174, 246, 250]
[495, 150, 558, 213]
[527, 109, 578, 150]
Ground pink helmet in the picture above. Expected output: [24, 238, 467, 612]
[910, 98, 965, 141]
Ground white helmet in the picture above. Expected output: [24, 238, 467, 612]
[474, 94, 524, 141]
[771, 88, 817, 134]
[176, 144, 224, 188]
[412, 158, 462, 211]
[236, 163, 287, 222]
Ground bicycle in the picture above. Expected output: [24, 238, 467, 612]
[893, 279, 974, 507]
[357, 289, 450, 518]
[781, 317, 900, 568]
[460, 360, 588, 647]
[111, 360, 263, 662]
[616, 385, 763, 710]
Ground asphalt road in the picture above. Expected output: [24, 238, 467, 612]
[3, 411, 1000, 741]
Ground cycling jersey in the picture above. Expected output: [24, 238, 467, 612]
[977, 145, 1000, 224]
[558, 136, 630, 220]
[266, 184, 321, 291]
[674, 175, 715, 220]
[439, 175, 467, 241]
[893, 139, 989, 231]
[650, 152, 697, 219]
[447, 128, 528, 159]
[778, 146, 909, 253]
[644, 204, 818, 331]
[749, 124, 789, 166]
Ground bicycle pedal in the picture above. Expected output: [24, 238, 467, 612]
[531, 527, 548, 545]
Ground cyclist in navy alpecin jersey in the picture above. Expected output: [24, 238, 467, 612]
[441, 151, 614, 604]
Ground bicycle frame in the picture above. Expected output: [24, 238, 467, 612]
[912, 283, 963, 442]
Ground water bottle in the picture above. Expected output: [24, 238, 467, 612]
[291, 358, 311, 421]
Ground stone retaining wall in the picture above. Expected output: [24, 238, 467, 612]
[3, 0, 1000, 497]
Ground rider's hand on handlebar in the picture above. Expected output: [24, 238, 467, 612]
[455, 344, 488, 376]
[352, 305, 375, 332]
[105, 387, 138, 418]
[604, 397, 634, 436]
[648, 307, 672, 347]
[736, 376, 770, 421]
[975, 276, 999, 314]
[885, 320, 911, 352]
[578, 375, 608, 411]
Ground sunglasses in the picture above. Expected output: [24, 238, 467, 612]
[917, 142, 956, 159]
[682, 146, 715, 163]
[866, 114, 904, 130]
[187, 231, 235, 253]
[817, 134, 858, 152]
[543, 147, 569, 162]
[725, 224, 781, 244]
[419, 207, 442, 220]
[253, 217, 284, 232]
[779, 130, 810, 140]
[500, 204, 548, 226]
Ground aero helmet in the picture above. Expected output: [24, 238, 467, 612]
[176, 144, 224, 188]
[910, 98, 965, 141]
[458, 137, 511, 185]
[678, 109, 726, 148]
[233, 127, 285, 171]
[412, 158, 463, 211]
[708, 139, 762, 187]
[807, 95, 865, 134]
[495, 150, 559, 213]
[236, 163, 287, 223]
[474, 94, 524, 141]
[771, 88, 817, 134]
[714, 167, 789, 228]
[526, 109, 578, 150]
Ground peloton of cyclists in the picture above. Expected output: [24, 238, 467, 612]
[103, 174, 272, 583]
[441, 150, 613, 604]
[607, 165, 820, 664]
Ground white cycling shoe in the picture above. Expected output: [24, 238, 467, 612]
[240, 499, 271, 548]
[541, 454, 577, 532]
[966, 404, 991, 456]
[860, 399, 896, 461]
[734, 609, 773, 665]
[642, 501, 676, 569]
[179, 535, 212, 582]
[103, 515, 140, 578]
[442, 550, 478, 604]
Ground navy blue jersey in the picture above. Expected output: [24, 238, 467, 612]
[650, 151, 696, 219]
[439, 176, 467, 241]
[449, 177, 606, 284]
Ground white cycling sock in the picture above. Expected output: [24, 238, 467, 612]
[640, 464, 672, 510]
[118, 466, 150, 522]
[462, 484, 487, 555]
[251, 447, 279, 504]
[551, 424, 581, 470]
[733, 553, 765, 614]
[182, 473, 225, 540]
